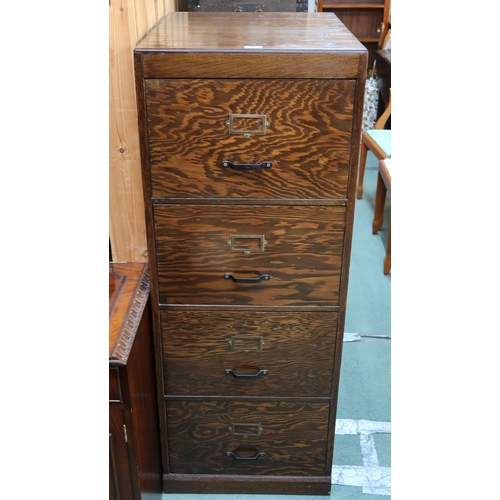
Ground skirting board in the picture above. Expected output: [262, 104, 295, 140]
[163, 474, 331, 495]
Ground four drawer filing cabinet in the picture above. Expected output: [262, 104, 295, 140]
[134, 12, 367, 495]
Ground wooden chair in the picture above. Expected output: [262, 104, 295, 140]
[357, 88, 391, 199]
[372, 158, 391, 274]
[380, 27, 391, 51]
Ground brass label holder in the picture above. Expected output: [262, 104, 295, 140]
[229, 422, 263, 437]
[228, 335, 265, 353]
[228, 234, 267, 255]
[225, 114, 270, 137]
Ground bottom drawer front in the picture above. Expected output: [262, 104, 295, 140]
[166, 400, 330, 475]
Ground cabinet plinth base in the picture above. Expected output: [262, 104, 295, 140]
[163, 473, 331, 495]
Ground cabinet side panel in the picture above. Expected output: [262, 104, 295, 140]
[325, 51, 368, 471]
[134, 50, 171, 474]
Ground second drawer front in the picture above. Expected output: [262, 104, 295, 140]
[153, 204, 346, 306]
[161, 310, 337, 397]
[166, 400, 330, 475]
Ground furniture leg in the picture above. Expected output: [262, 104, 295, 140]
[357, 139, 368, 199]
[384, 220, 391, 274]
[372, 171, 386, 234]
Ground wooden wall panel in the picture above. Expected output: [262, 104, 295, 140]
[109, 0, 176, 263]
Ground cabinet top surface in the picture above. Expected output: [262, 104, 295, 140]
[136, 12, 366, 53]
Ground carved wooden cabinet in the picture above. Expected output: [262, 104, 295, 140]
[109, 263, 162, 500]
[134, 12, 367, 495]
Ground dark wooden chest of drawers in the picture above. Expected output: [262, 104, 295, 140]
[134, 12, 367, 495]
[109, 263, 162, 500]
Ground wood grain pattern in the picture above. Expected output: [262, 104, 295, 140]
[324, 47, 367, 473]
[109, 0, 147, 263]
[153, 205, 345, 306]
[109, 263, 162, 499]
[146, 79, 354, 200]
[318, 0, 390, 68]
[134, 12, 368, 493]
[136, 13, 368, 80]
[109, 263, 150, 364]
[110, 408, 138, 499]
[163, 474, 331, 495]
[137, 12, 367, 52]
[140, 51, 365, 79]
[161, 310, 337, 397]
[166, 400, 329, 475]
[109, 0, 179, 263]
[126, 297, 163, 498]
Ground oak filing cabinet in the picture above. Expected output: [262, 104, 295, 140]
[134, 12, 367, 495]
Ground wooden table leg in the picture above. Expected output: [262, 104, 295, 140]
[372, 170, 386, 234]
[357, 140, 368, 199]
[373, 159, 391, 274]
[383, 220, 391, 274]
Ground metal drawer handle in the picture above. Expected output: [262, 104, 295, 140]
[225, 368, 268, 379]
[224, 273, 270, 283]
[222, 160, 272, 171]
[226, 450, 266, 461]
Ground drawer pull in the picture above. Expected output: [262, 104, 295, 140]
[226, 450, 266, 461]
[222, 160, 272, 171]
[224, 273, 270, 283]
[225, 368, 268, 379]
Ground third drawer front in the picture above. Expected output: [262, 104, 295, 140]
[153, 204, 346, 306]
[161, 309, 337, 398]
[166, 399, 330, 475]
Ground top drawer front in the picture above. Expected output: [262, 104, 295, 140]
[145, 79, 355, 200]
